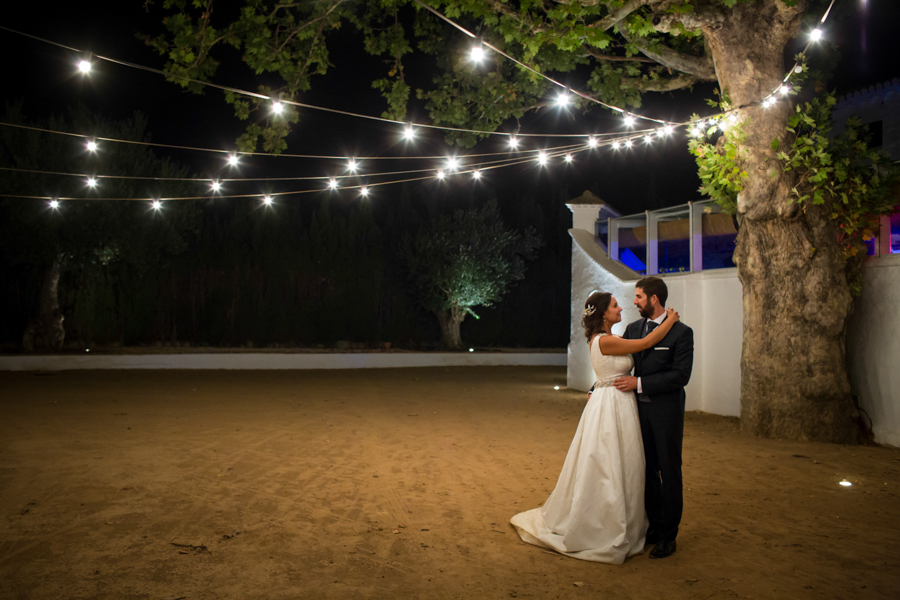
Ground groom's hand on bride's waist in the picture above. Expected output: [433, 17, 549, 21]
[613, 376, 637, 391]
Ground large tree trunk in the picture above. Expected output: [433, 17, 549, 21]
[682, 0, 857, 442]
[436, 306, 466, 350]
[22, 258, 65, 353]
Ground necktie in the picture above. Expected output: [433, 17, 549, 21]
[644, 320, 658, 337]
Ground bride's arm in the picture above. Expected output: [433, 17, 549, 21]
[598, 308, 679, 356]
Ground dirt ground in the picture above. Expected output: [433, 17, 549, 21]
[1, 367, 898, 600]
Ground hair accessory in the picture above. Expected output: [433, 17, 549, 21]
[583, 305, 596, 317]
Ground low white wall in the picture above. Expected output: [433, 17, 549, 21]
[847, 254, 900, 447]
[568, 231, 743, 417]
[0, 352, 566, 371]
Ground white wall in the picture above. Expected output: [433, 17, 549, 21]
[568, 230, 743, 416]
[0, 352, 567, 371]
[570, 228, 900, 445]
[847, 254, 900, 447]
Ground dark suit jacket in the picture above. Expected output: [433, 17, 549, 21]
[623, 317, 694, 402]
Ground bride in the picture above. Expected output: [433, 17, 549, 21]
[511, 291, 679, 563]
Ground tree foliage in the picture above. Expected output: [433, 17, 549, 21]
[401, 198, 542, 348]
[688, 85, 898, 290]
[0, 104, 199, 275]
[0, 104, 200, 347]
[143, 0, 719, 150]
[0, 185, 569, 350]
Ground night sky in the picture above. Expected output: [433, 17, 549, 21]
[1, 0, 897, 215]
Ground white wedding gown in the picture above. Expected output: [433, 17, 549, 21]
[510, 333, 648, 563]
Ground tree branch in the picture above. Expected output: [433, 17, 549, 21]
[581, 46, 656, 63]
[620, 73, 698, 92]
[620, 31, 715, 80]
[649, 0, 730, 33]
[588, 0, 652, 32]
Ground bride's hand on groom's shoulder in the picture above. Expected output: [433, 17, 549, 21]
[666, 307, 680, 323]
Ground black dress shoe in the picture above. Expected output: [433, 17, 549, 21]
[649, 539, 676, 559]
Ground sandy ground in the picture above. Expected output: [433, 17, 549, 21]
[0, 367, 898, 600]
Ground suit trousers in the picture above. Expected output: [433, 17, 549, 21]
[638, 396, 685, 541]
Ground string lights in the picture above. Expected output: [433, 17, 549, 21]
[0, 0, 838, 205]
[77, 51, 92, 74]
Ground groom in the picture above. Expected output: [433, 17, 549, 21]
[614, 276, 694, 559]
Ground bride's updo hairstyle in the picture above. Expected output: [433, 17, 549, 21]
[582, 291, 612, 344]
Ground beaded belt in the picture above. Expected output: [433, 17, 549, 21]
[594, 376, 621, 389]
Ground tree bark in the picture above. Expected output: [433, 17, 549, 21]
[687, 0, 857, 442]
[22, 258, 65, 353]
[436, 306, 466, 350]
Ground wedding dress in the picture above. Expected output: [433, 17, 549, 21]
[510, 333, 648, 563]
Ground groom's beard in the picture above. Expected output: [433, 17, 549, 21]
[637, 301, 653, 319]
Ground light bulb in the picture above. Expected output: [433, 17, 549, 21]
[262, 195, 273, 206]
[360, 187, 369, 197]
[472, 170, 481, 180]
[49, 200, 60, 209]
[664, 125, 674, 135]
[211, 181, 221, 192]
[403, 126, 415, 140]
[348, 160, 358, 173]
[623, 114, 635, 127]
[436, 170, 445, 180]
[537, 151, 548, 165]
[470, 45, 485, 62]
[86, 177, 97, 187]
[272, 101, 284, 114]
[86, 141, 98, 152]
[508, 136, 519, 149]
[564, 154, 573, 163]
[446, 157, 459, 171]
[811, 28, 823, 41]
[656, 128, 665, 137]
[327, 178, 338, 190]
[612, 141, 620, 150]
[625, 140, 633, 148]
[691, 127, 701, 137]
[780, 85, 790, 95]
[587, 137, 598, 148]
[227, 154, 239, 166]
[78, 60, 91, 73]
[644, 135, 653, 144]
[556, 93, 570, 107]
[151, 200, 162, 210]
